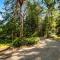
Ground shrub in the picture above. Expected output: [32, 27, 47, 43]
[0, 39, 12, 44]
[12, 37, 39, 47]
[12, 38, 24, 47]
[26, 37, 39, 45]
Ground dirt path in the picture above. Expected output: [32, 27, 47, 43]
[0, 39, 60, 60]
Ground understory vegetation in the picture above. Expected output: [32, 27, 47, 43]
[0, 0, 60, 48]
[12, 37, 39, 47]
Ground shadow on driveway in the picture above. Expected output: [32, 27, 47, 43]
[0, 39, 60, 60]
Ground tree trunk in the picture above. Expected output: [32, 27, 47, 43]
[16, 0, 25, 38]
[19, 2, 24, 38]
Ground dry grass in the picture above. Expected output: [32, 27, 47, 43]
[50, 35, 60, 41]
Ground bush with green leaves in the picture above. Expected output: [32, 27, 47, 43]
[12, 37, 39, 47]
[26, 37, 39, 45]
[0, 39, 12, 44]
[12, 38, 24, 47]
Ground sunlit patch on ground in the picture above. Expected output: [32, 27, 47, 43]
[0, 44, 10, 51]
[0, 39, 60, 60]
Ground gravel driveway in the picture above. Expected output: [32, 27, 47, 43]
[0, 39, 60, 60]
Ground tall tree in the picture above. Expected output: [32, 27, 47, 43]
[24, 1, 42, 36]
[43, 0, 56, 37]
[16, 0, 26, 38]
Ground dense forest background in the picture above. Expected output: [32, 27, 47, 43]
[0, 0, 60, 47]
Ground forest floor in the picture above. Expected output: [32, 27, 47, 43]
[0, 38, 60, 60]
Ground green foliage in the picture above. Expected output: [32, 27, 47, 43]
[12, 37, 39, 47]
[12, 38, 23, 47]
[0, 39, 12, 44]
[0, 0, 60, 48]
[24, 1, 42, 37]
[40, 0, 57, 37]
[44, 0, 55, 7]
[56, 16, 60, 35]
[45, 0, 54, 4]
[26, 37, 39, 45]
